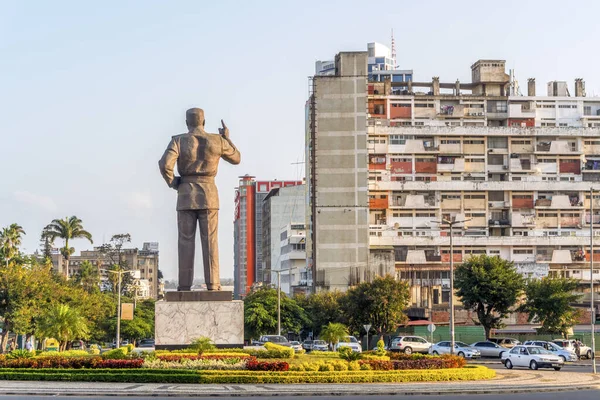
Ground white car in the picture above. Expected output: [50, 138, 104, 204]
[335, 336, 362, 353]
[390, 336, 432, 354]
[429, 341, 481, 359]
[311, 340, 329, 352]
[502, 345, 564, 370]
[552, 339, 594, 360]
[523, 341, 577, 362]
[289, 341, 303, 352]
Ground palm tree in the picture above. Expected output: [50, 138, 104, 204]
[37, 304, 90, 351]
[44, 216, 93, 278]
[320, 322, 349, 350]
[75, 260, 101, 293]
[0, 223, 26, 266]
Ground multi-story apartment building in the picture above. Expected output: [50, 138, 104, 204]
[51, 242, 161, 299]
[261, 184, 305, 287]
[233, 175, 302, 298]
[279, 223, 310, 295]
[308, 50, 600, 320]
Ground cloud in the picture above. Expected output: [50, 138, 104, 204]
[124, 192, 153, 211]
[13, 191, 58, 212]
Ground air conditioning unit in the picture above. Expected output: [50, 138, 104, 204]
[502, 165, 508, 170]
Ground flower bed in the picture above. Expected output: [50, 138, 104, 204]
[0, 356, 142, 369]
[360, 355, 466, 371]
[143, 358, 249, 370]
[246, 360, 289, 371]
[156, 354, 251, 362]
[0, 366, 495, 383]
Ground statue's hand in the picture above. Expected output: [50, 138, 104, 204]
[218, 119, 229, 139]
[172, 176, 181, 190]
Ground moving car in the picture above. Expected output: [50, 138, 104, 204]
[502, 345, 563, 370]
[470, 341, 507, 358]
[311, 340, 329, 352]
[302, 340, 313, 351]
[429, 341, 481, 359]
[335, 336, 362, 353]
[552, 339, 593, 360]
[259, 335, 291, 347]
[523, 340, 577, 362]
[138, 339, 155, 348]
[289, 341, 303, 352]
[488, 337, 521, 348]
[389, 336, 432, 354]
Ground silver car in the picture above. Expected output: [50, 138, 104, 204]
[502, 345, 563, 370]
[389, 336, 432, 354]
[311, 340, 329, 352]
[429, 341, 481, 359]
[523, 341, 577, 362]
[470, 341, 507, 358]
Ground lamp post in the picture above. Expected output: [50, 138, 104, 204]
[431, 218, 471, 355]
[103, 269, 133, 349]
[272, 267, 299, 336]
[590, 188, 597, 374]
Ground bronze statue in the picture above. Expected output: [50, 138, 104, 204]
[159, 108, 240, 291]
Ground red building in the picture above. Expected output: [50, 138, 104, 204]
[233, 175, 302, 298]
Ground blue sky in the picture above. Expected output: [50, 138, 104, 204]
[2, 0, 600, 280]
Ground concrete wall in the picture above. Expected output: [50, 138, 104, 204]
[312, 51, 369, 291]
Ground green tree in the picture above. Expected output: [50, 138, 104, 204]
[340, 275, 410, 337]
[98, 234, 134, 295]
[0, 223, 26, 266]
[454, 255, 525, 339]
[243, 287, 309, 340]
[190, 336, 216, 355]
[74, 260, 101, 293]
[37, 304, 90, 351]
[295, 291, 345, 338]
[320, 322, 348, 349]
[118, 299, 155, 343]
[43, 216, 93, 277]
[518, 277, 581, 337]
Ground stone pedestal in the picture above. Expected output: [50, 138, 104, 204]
[155, 292, 244, 349]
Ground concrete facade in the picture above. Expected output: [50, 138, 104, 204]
[279, 222, 309, 295]
[261, 185, 306, 288]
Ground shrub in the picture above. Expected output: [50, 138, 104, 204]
[0, 366, 496, 383]
[6, 349, 34, 359]
[126, 344, 134, 353]
[307, 351, 340, 358]
[143, 358, 248, 370]
[338, 346, 361, 361]
[263, 342, 294, 358]
[0, 356, 101, 369]
[156, 354, 251, 362]
[246, 360, 289, 371]
[37, 350, 89, 358]
[89, 349, 100, 355]
[97, 359, 144, 368]
[359, 355, 466, 371]
[102, 348, 128, 360]
[190, 336, 216, 355]
[375, 339, 387, 356]
[361, 354, 390, 361]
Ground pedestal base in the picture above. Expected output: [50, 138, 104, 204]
[155, 300, 244, 349]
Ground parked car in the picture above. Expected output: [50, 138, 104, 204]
[488, 337, 521, 348]
[289, 341, 303, 352]
[70, 340, 86, 350]
[501, 345, 563, 370]
[335, 336, 362, 353]
[302, 340, 313, 351]
[137, 339, 155, 348]
[389, 336, 432, 354]
[552, 339, 593, 360]
[311, 340, 329, 352]
[259, 335, 291, 347]
[429, 341, 481, 359]
[523, 340, 577, 362]
[470, 341, 507, 358]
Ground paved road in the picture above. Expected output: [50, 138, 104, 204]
[1, 393, 599, 399]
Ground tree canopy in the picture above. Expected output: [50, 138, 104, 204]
[518, 277, 581, 337]
[454, 255, 525, 339]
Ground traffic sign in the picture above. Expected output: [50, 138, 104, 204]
[363, 324, 371, 332]
[427, 323, 436, 333]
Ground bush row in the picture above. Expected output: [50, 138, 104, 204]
[0, 366, 495, 383]
[156, 354, 252, 362]
[0, 357, 142, 369]
[246, 360, 289, 371]
[360, 355, 466, 371]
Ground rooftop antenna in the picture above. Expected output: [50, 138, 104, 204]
[391, 29, 397, 69]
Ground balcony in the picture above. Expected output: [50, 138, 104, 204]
[438, 158, 465, 172]
[369, 198, 388, 209]
[560, 217, 582, 228]
[489, 201, 509, 208]
[536, 141, 579, 154]
[393, 194, 436, 208]
[512, 198, 534, 209]
[489, 219, 511, 227]
[441, 198, 461, 209]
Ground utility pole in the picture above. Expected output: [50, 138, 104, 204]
[432, 218, 471, 355]
[277, 270, 281, 336]
[590, 188, 597, 374]
[104, 268, 132, 349]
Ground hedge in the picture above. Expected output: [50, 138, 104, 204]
[0, 366, 494, 383]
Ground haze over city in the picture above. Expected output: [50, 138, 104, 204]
[3, 0, 600, 281]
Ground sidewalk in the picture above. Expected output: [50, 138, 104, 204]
[0, 370, 599, 397]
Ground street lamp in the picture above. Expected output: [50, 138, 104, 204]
[101, 268, 134, 349]
[589, 188, 597, 374]
[271, 267, 299, 336]
[431, 218, 471, 355]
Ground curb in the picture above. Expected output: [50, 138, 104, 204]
[1, 384, 599, 397]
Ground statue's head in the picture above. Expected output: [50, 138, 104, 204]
[186, 108, 205, 130]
